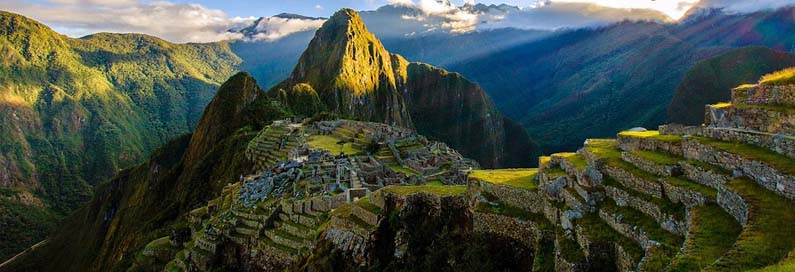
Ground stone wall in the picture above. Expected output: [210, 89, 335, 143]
[604, 166, 663, 198]
[683, 138, 795, 201]
[473, 212, 539, 247]
[732, 84, 795, 107]
[621, 152, 681, 177]
[478, 181, 544, 213]
[599, 210, 655, 250]
[604, 185, 685, 236]
[614, 243, 638, 272]
[321, 228, 368, 265]
[701, 127, 795, 159]
[661, 181, 711, 208]
[716, 186, 749, 226]
[617, 136, 683, 156]
[351, 204, 379, 226]
[706, 105, 795, 135]
[679, 161, 729, 190]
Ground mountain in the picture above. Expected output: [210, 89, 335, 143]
[0, 72, 287, 271]
[0, 11, 240, 261]
[272, 9, 535, 168]
[447, 7, 795, 154]
[668, 46, 795, 125]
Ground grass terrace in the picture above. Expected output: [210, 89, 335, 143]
[760, 67, 795, 86]
[539, 156, 551, 169]
[734, 103, 795, 114]
[710, 102, 733, 109]
[603, 177, 687, 222]
[692, 136, 795, 176]
[387, 164, 419, 176]
[662, 177, 718, 200]
[667, 204, 742, 271]
[552, 152, 588, 171]
[544, 167, 568, 180]
[734, 84, 758, 91]
[424, 179, 444, 186]
[574, 213, 645, 263]
[602, 199, 685, 251]
[382, 185, 467, 196]
[475, 201, 552, 230]
[618, 130, 682, 143]
[469, 168, 539, 191]
[706, 178, 795, 271]
[307, 135, 361, 155]
[631, 150, 682, 166]
[355, 196, 382, 215]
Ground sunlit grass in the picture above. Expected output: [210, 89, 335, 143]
[760, 67, 795, 86]
[307, 135, 360, 155]
[618, 130, 682, 142]
[469, 168, 538, 191]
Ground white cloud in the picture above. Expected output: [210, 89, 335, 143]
[696, 0, 795, 13]
[0, 0, 254, 43]
[481, 2, 673, 31]
[249, 16, 326, 41]
[315, 4, 324, 10]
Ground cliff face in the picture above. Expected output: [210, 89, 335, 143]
[275, 9, 535, 168]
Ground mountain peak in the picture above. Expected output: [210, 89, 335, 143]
[277, 8, 410, 125]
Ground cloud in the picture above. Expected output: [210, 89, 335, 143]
[248, 16, 326, 41]
[695, 0, 795, 13]
[481, 2, 673, 31]
[315, 4, 324, 10]
[0, 0, 254, 43]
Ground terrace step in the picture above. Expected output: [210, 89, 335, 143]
[599, 199, 684, 267]
[573, 213, 644, 271]
[684, 136, 795, 201]
[554, 231, 589, 271]
[621, 151, 683, 177]
[616, 131, 684, 156]
[706, 103, 795, 136]
[704, 178, 795, 271]
[700, 126, 795, 160]
[602, 177, 687, 236]
[666, 204, 742, 271]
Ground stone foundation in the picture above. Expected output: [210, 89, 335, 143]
[478, 181, 544, 213]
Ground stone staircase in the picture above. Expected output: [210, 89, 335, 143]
[245, 125, 303, 169]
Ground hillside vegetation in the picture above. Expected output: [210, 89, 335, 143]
[668, 46, 795, 125]
[0, 11, 240, 261]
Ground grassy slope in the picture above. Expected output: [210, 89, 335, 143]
[449, 8, 795, 153]
[0, 11, 240, 262]
[668, 46, 795, 125]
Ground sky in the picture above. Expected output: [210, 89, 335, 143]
[1, 0, 793, 43]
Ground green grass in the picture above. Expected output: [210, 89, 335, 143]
[355, 196, 382, 215]
[552, 152, 588, 171]
[602, 199, 684, 251]
[734, 84, 758, 91]
[585, 139, 622, 160]
[574, 212, 645, 262]
[307, 135, 361, 155]
[557, 231, 586, 264]
[760, 67, 795, 85]
[387, 164, 419, 176]
[705, 178, 795, 271]
[424, 179, 444, 186]
[543, 167, 568, 180]
[735, 103, 795, 114]
[667, 204, 742, 271]
[469, 168, 539, 191]
[631, 150, 682, 166]
[693, 136, 795, 176]
[602, 177, 687, 222]
[382, 185, 467, 196]
[618, 131, 682, 143]
[474, 201, 552, 230]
